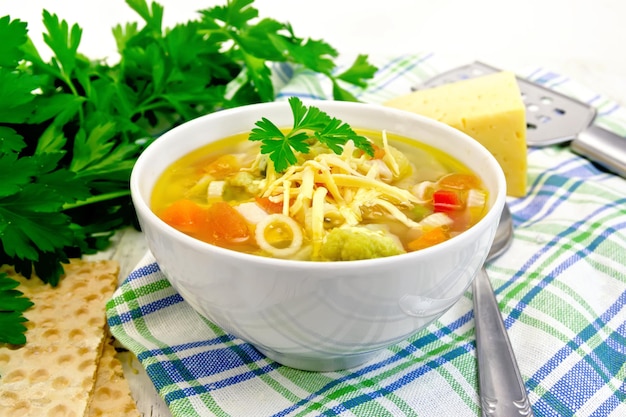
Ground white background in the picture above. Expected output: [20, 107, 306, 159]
[4, 0, 626, 105]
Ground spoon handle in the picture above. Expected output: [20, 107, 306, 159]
[473, 267, 534, 417]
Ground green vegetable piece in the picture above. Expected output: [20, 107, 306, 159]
[226, 171, 262, 196]
[320, 226, 405, 261]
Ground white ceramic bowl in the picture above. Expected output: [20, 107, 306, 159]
[131, 100, 506, 372]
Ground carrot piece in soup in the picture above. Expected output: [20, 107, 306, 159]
[372, 144, 386, 159]
[160, 200, 250, 245]
[160, 199, 209, 234]
[205, 201, 250, 244]
[407, 227, 449, 251]
[438, 173, 481, 190]
[255, 196, 284, 214]
[203, 154, 240, 179]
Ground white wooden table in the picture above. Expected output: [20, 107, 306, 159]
[85, 229, 173, 416]
[5, 1, 626, 415]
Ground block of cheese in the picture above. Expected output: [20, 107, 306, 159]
[384, 71, 527, 197]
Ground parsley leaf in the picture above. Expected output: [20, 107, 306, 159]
[0, 272, 34, 345]
[249, 97, 374, 172]
[335, 54, 379, 88]
[0, 151, 90, 280]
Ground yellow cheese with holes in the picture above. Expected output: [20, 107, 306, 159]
[384, 71, 527, 197]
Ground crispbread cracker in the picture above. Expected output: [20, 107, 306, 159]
[0, 259, 118, 417]
[86, 334, 140, 417]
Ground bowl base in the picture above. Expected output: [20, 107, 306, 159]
[256, 347, 382, 372]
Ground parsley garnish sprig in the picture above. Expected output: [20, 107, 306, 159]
[249, 97, 375, 171]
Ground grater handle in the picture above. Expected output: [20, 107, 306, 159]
[571, 124, 626, 178]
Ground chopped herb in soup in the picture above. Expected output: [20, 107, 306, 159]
[151, 99, 489, 261]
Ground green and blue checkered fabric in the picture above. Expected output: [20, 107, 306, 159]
[106, 53, 626, 417]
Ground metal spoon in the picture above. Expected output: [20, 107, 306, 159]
[474, 204, 534, 416]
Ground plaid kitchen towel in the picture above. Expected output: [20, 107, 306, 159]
[106, 53, 626, 417]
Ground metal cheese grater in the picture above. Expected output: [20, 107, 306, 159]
[417, 61, 626, 178]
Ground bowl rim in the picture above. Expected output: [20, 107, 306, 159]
[130, 100, 507, 271]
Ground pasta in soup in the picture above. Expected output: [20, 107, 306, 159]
[151, 125, 489, 262]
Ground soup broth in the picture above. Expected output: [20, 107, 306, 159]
[151, 129, 488, 261]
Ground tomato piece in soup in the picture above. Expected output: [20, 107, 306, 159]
[432, 189, 464, 213]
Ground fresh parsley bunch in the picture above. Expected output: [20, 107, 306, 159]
[0, 0, 377, 344]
